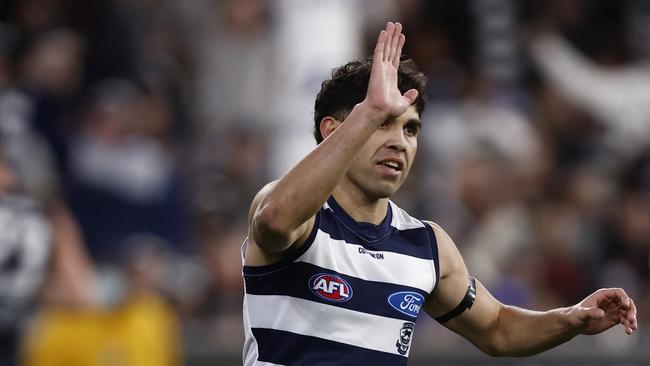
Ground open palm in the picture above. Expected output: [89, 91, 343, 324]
[365, 22, 418, 120]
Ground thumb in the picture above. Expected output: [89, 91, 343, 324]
[575, 306, 605, 323]
[402, 89, 419, 106]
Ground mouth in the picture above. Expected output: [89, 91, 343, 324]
[377, 158, 404, 174]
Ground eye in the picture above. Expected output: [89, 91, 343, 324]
[405, 124, 419, 137]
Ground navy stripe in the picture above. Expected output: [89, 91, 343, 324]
[424, 223, 440, 291]
[326, 196, 393, 243]
[252, 328, 407, 366]
[320, 209, 434, 260]
[243, 211, 321, 276]
[244, 261, 427, 321]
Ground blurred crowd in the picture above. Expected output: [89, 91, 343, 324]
[0, 0, 648, 364]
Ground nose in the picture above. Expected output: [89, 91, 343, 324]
[385, 126, 407, 152]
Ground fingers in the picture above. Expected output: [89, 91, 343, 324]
[376, 22, 404, 64]
[576, 306, 605, 323]
[373, 30, 387, 61]
[599, 288, 632, 311]
[621, 312, 634, 334]
[388, 22, 402, 62]
[394, 34, 406, 68]
[383, 22, 395, 61]
[595, 288, 638, 335]
[629, 298, 638, 329]
[622, 297, 638, 334]
[402, 89, 419, 106]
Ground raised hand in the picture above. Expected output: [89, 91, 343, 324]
[364, 22, 419, 120]
[568, 288, 638, 335]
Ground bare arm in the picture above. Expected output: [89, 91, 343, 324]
[248, 22, 419, 259]
[45, 202, 96, 308]
[425, 224, 638, 357]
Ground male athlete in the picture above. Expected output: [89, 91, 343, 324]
[242, 22, 638, 365]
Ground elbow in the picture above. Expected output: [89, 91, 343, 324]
[476, 334, 508, 358]
[479, 342, 508, 358]
[476, 324, 531, 358]
[474, 306, 513, 357]
[478, 335, 523, 358]
[480, 343, 533, 358]
[253, 203, 293, 251]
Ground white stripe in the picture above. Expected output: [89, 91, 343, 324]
[389, 200, 425, 231]
[254, 361, 284, 366]
[246, 294, 410, 357]
[244, 280, 287, 365]
[297, 230, 436, 293]
[243, 283, 262, 366]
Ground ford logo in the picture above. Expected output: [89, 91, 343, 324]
[309, 274, 353, 302]
[388, 291, 424, 318]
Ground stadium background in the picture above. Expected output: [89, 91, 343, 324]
[0, 0, 648, 365]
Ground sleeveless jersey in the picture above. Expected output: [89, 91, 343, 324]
[242, 196, 440, 366]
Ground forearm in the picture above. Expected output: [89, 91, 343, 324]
[487, 305, 578, 357]
[432, 228, 637, 357]
[254, 103, 386, 248]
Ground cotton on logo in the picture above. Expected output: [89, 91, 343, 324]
[309, 274, 353, 302]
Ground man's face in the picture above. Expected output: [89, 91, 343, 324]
[346, 105, 421, 200]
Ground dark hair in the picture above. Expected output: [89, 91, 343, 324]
[313, 57, 427, 143]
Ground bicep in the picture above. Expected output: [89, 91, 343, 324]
[433, 279, 502, 346]
[424, 223, 502, 347]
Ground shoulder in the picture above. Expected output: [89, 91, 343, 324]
[247, 180, 279, 222]
[250, 180, 279, 208]
[421, 221, 454, 247]
[422, 221, 466, 280]
[421, 221, 473, 318]
[422, 221, 450, 242]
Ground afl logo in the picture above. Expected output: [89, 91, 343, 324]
[388, 291, 424, 318]
[309, 274, 353, 302]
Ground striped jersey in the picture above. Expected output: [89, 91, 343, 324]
[242, 196, 440, 365]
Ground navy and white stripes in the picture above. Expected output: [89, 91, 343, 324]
[242, 197, 440, 365]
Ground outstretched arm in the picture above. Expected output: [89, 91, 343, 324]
[247, 22, 418, 259]
[425, 223, 638, 357]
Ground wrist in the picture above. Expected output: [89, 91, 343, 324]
[354, 101, 389, 126]
[558, 306, 583, 337]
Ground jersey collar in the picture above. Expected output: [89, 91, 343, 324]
[326, 196, 393, 245]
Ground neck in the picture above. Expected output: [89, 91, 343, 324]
[332, 183, 388, 225]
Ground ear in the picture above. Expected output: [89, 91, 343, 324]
[319, 117, 341, 140]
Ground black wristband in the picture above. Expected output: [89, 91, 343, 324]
[435, 276, 477, 323]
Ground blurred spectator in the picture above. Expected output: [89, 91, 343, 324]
[0, 153, 50, 366]
[22, 234, 182, 366]
[0, 139, 97, 364]
[67, 79, 190, 263]
[192, 0, 274, 133]
[529, 30, 650, 160]
[17, 28, 83, 178]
